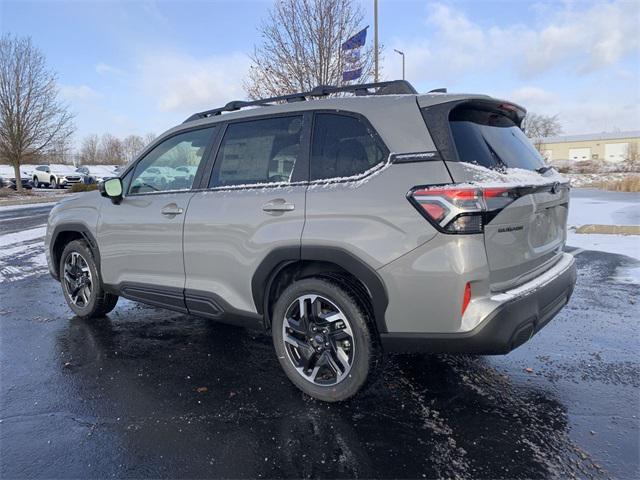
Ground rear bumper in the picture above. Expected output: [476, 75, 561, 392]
[381, 253, 577, 354]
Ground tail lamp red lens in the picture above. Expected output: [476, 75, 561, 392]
[409, 185, 518, 234]
[461, 282, 472, 316]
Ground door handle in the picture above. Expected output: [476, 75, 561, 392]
[262, 199, 295, 212]
[161, 203, 184, 216]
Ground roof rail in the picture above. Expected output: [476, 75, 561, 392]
[183, 80, 418, 123]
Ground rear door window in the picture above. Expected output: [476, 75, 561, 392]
[310, 113, 387, 181]
[209, 116, 304, 187]
[449, 107, 545, 171]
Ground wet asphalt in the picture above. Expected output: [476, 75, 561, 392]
[0, 203, 639, 479]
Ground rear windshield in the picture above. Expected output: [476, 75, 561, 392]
[449, 108, 545, 171]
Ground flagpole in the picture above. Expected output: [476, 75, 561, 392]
[374, 0, 379, 82]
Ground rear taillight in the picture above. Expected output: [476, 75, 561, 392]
[408, 185, 518, 234]
[461, 282, 472, 316]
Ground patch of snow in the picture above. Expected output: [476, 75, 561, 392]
[612, 264, 640, 285]
[451, 162, 567, 188]
[568, 192, 639, 228]
[0, 226, 48, 283]
[566, 231, 640, 261]
[0, 201, 58, 212]
[0, 226, 46, 247]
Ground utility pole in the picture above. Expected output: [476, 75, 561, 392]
[394, 49, 405, 80]
[374, 0, 379, 82]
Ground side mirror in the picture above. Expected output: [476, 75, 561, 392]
[99, 177, 123, 204]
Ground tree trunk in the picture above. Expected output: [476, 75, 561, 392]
[11, 160, 23, 193]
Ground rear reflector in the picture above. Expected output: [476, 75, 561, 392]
[408, 185, 519, 234]
[461, 282, 471, 316]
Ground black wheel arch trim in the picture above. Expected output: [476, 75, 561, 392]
[252, 245, 389, 333]
[50, 223, 101, 281]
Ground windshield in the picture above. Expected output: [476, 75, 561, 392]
[449, 107, 545, 171]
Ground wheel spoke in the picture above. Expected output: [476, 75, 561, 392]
[322, 312, 345, 324]
[325, 350, 345, 377]
[284, 331, 307, 350]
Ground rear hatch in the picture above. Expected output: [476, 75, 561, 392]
[420, 99, 570, 291]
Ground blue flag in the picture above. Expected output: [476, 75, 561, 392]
[342, 27, 368, 82]
[342, 28, 368, 51]
[343, 68, 363, 82]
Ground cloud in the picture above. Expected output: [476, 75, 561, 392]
[59, 84, 100, 101]
[385, 1, 640, 82]
[510, 86, 557, 106]
[137, 51, 250, 114]
[96, 63, 125, 76]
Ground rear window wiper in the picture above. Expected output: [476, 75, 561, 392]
[536, 166, 554, 174]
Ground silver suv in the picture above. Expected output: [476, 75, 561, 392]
[46, 81, 576, 402]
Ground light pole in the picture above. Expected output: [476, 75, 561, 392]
[394, 49, 405, 80]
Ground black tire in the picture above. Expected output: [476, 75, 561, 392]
[272, 277, 382, 402]
[50, 177, 58, 189]
[59, 240, 118, 319]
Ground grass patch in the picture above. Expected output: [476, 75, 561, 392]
[69, 183, 98, 193]
[0, 187, 33, 197]
[575, 224, 640, 235]
[583, 176, 640, 192]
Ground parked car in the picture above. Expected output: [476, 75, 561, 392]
[76, 166, 118, 184]
[1, 170, 33, 190]
[32, 165, 83, 189]
[45, 80, 576, 402]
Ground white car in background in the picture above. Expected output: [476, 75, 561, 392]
[32, 165, 83, 189]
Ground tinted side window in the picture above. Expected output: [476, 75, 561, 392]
[210, 116, 303, 187]
[310, 114, 386, 181]
[128, 127, 214, 194]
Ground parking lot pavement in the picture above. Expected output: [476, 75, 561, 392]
[0, 204, 639, 479]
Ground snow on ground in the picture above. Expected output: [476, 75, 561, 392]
[568, 189, 640, 284]
[0, 225, 48, 283]
[568, 189, 640, 228]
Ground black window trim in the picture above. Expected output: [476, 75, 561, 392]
[308, 109, 391, 185]
[121, 124, 220, 198]
[116, 107, 391, 197]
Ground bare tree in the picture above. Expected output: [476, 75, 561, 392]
[521, 113, 563, 154]
[43, 136, 73, 165]
[244, 0, 376, 99]
[79, 134, 100, 165]
[623, 142, 639, 172]
[143, 132, 156, 147]
[122, 134, 145, 163]
[99, 133, 124, 165]
[0, 35, 74, 191]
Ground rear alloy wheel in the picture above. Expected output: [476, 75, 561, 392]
[272, 277, 381, 402]
[60, 240, 118, 319]
[282, 294, 355, 386]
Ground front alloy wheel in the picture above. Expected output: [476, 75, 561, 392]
[283, 294, 355, 386]
[59, 239, 119, 319]
[62, 251, 93, 307]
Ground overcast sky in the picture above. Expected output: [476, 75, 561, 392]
[3, 0, 639, 144]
